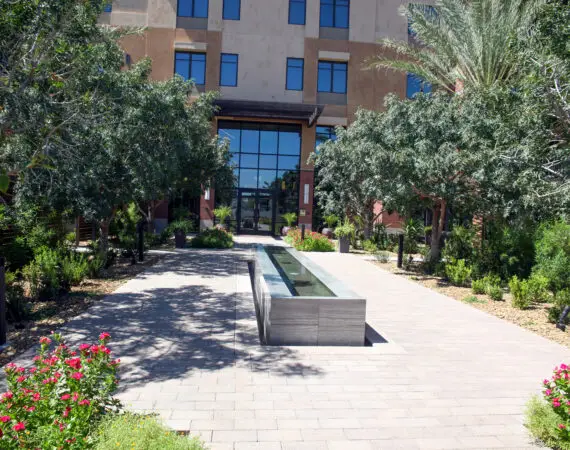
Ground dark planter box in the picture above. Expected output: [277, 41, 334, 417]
[338, 236, 350, 253]
[174, 231, 186, 249]
[322, 228, 333, 238]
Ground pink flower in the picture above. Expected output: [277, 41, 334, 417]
[0, 416, 10, 423]
[61, 394, 71, 401]
[63, 407, 71, 418]
[65, 358, 82, 370]
[71, 372, 83, 380]
[39, 337, 51, 345]
[31, 393, 40, 402]
[90, 345, 100, 354]
[546, 389, 552, 396]
[553, 399, 561, 408]
[5, 363, 16, 372]
[99, 346, 111, 355]
[72, 392, 79, 402]
[2, 391, 14, 400]
[29, 368, 37, 374]
[78, 344, 90, 352]
[559, 424, 567, 430]
[16, 376, 26, 383]
[560, 363, 568, 370]
[12, 422, 25, 432]
[24, 406, 36, 412]
[99, 332, 111, 341]
[78, 399, 90, 406]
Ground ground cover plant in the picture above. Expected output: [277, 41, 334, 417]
[190, 228, 234, 249]
[285, 228, 335, 252]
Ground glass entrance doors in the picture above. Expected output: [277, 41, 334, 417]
[238, 190, 275, 234]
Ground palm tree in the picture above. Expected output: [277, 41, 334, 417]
[368, 0, 546, 92]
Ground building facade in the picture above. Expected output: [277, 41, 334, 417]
[102, 0, 427, 234]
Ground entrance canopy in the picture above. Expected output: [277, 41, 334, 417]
[214, 99, 324, 128]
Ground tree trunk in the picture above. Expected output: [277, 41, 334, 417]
[98, 218, 111, 264]
[427, 201, 447, 265]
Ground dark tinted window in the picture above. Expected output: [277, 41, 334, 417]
[289, 0, 306, 25]
[223, 0, 240, 20]
[320, 0, 349, 28]
[286, 58, 304, 91]
[174, 52, 206, 85]
[317, 61, 347, 94]
[220, 53, 238, 86]
[178, 0, 209, 18]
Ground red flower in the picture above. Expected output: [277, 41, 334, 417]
[0, 416, 10, 423]
[12, 422, 25, 432]
[71, 372, 83, 380]
[78, 399, 90, 406]
[24, 406, 36, 412]
[32, 393, 41, 402]
[72, 392, 79, 402]
[99, 346, 111, 355]
[5, 363, 16, 372]
[90, 345, 100, 354]
[2, 391, 13, 400]
[63, 406, 71, 418]
[559, 424, 567, 430]
[39, 337, 51, 345]
[65, 358, 82, 370]
[29, 368, 37, 374]
[78, 344, 90, 352]
[16, 376, 26, 383]
[61, 394, 71, 401]
[99, 332, 111, 341]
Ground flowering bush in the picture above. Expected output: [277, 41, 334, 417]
[286, 229, 335, 252]
[526, 363, 570, 449]
[0, 332, 120, 449]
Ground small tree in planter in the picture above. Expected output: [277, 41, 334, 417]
[322, 214, 339, 238]
[167, 219, 195, 248]
[281, 213, 297, 236]
[213, 206, 232, 230]
[335, 220, 355, 253]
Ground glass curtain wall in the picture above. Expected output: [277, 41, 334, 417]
[217, 121, 302, 233]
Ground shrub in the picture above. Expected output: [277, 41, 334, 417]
[334, 221, 355, 239]
[443, 226, 475, 263]
[0, 332, 120, 449]
[509, 276, 531, 309]
[488, 285, 504, 301]
[372, 223, 389, 250]
[286, 229, 335, 252]
[403, 218, 422, 254]
[282, 212, 297, 228]
[23, 247, 62, 300]
[525, 364, 570, 449]
[535, 221, 570, 293]
[444, 258, 472, 286]
[95, 413, 205, 450]
[471, 279, 486, 295]
[5, 271, 28, 323]
[362, 239, 378, 253]
[527, 273, 551, 303]
[463, 295, 485, 304]
[61, 253, 90, 288]
[190, 228, 234, 249]
[213, 206, 232, 226]
[323, 214, 339, 229]
[375, 251, 390, 263]
[548, 290, 570, 324]
[167, 219, 196, 235]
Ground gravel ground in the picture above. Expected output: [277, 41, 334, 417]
[375, 259, 570, 349]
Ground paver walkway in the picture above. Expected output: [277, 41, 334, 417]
[4, 240, 569, 449]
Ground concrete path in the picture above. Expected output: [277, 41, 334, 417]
[4, 241, 569, 449]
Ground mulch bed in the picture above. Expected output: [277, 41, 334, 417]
[373, 259, 570, 349]
[0, 255, 163, 366]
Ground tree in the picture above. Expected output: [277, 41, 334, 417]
[368, 0, 546, 91]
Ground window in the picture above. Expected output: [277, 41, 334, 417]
[103, 2, 112, 12]
[406, 73, 432, 98]
[223, 0, 240, 20]
[320, 0, 349, 28]
[220, 54, 238, 87]
[178, 0, 208, 18]
[286, 58, 304, 91]
[175, 52, 206, 85]
[289, 0, 306, 25]
[317, 61, 347, 94]
[315, 126, 337, 148]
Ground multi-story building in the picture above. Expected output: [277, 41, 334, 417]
[101, 0, 424, 234]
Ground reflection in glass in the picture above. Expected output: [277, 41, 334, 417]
[278, 156, 300, 171]
[240, 153, 258, 168]
[241, 127, 259, 153]
[258, 170, 277, 189]
[259, 154, 278, 169]
[260, 127, 278, 154]
[239, 169, 258, 188]
[279, 131, 301, 155]
[219, 127, 241, 153]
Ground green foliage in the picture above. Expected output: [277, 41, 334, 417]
[167, 220, 196, 235]
[375, 251, 391, 263]
[463, 295, 485, 304]
[443, 226, 475, 263]
[114, 203, 140, 259]
[282, 213, 298, 227]
[213, 206, 232, 224]
[64, 232, 76, 246]
[24, 247, 61, 300]
[5, 271, 28, 323]
[509, 276, 531, 310]
[323, 214, 339, 229]
[88, 254, 106, 279]
[444, 258, 472, 287]
[95, 414, 205, 450]
[61, 253, 90, 288]
[190, 229, 234, 249]
[334, 221, 356, 238]
[403, 218, 422, 254]
[527, 273, 551, 303]
[534, 221, 570, 293]
[488, 285, 504, 302]
[286, 229, 335, 252]
[362, 239, 378, 253]
[471, 279, 486, 295]
[526, 396, 570, 450]
[372, 223, 389, 250]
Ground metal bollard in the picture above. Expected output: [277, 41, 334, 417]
[137, 221, 144, 262]
[0, 256, 6, 346]
[301, 224, 306, 241]
[557, 305, 570, 332]
[397, 234, 404, 268]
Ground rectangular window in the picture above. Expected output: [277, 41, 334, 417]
[286, 58, 304, 91]
[178, 0, 209, 18]
[220, 53, 238, 87]
[289, 0, 306, 25]
[174, 52, 206, 85]
[223, 0, 240, 20]
[317, 61, 347, 94]
[103, 3, 112, 12]
[320, 0, 349, 29]
[406, 73, 432, 98]
[315, 125, 337, 148]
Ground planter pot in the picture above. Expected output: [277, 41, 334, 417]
[338, 236, 350, 253]
[322, 228, 333, 238]
[174, 230, 186, 249]
[282, 226, 291, 237]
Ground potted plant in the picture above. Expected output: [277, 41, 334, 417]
[334, 220, 355, 253]
[168, 219, 194, 248]
[322, 214, 339, 238]
[213, 205, 232, 230]
[281, 212, 297, 236]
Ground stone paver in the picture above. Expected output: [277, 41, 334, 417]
[3, 236, 568, 449]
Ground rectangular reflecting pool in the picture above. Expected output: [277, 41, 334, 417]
[251, 245, 366, 346]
